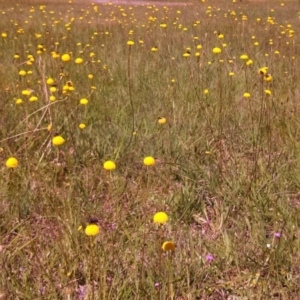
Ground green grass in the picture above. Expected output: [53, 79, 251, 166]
[1, 0, 300, 299]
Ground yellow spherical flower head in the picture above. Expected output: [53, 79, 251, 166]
[212, 47, 221, 54]
[264, 74, 272, 81]
[240, 54, 248, 60]
[79, 123, 86, 129]
[158, 117, 167, 124]
[19, 70, 26, 76]
[80, 98, 88, 105]
[75, 57, 83, 64]
[85, 224, 100, 236]
[243, 92, 251, 98]
[6, 157, 19, 168]
[265, 89, 272, 95]
[153, 212, 169, 224]
[127, 40, 134, 46]
[103, 160, 116, 171]
[46, 77, 54, 85]
[61, 53, 71, 62]
[29, 96, 38, 102]
[143, 156, 155, 166]
[162, 241, 175, 251]
[49, 95, 56, 102]
[259, 67, 268, 75]
[52, 135, 65, 146]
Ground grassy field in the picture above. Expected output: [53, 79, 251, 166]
[1, 0, 300, 299]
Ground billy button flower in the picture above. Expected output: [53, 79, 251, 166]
[46, 77, 54, 85]
[143, 156, 155, 166]
[103, 160, 116, 171]
[153, 212, 169, 224]
[80, 98, 88, 105]
[264, 74, 272, 81]
[162, 241, 175, 251]
[183, 50, 190, 57]
[29, 95, 38, 102]
[5, 157, 19, 168]
[243, 92, 251, 98]
[212, 47, 221, 54]
[61, 53, 71, 62]
[49, 85, 57, 93]
[52, 135, 65, 146]
[75, 57, 83, 64]
[158, 117, 166, 124]
[259, 67, 268, 75]
[19, 70, 27, 76]
[85, 224, 100, 236]
[265, 89, 272, 95]
[240, 54, 249, 60]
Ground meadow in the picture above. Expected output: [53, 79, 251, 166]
[0, 0, 300, 299]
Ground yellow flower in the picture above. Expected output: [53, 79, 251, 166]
[49, 95, 56, 102]
[158, 117, 166, 124]
[15, 98, 23, 104]
[61, 53, 71, 62]
[162, 241, 175, 251]
[229, 72, 234, 76]
[75, 57, 83, 64]
[246, 59, 253, 66]
[22, 89, 32, 96]
[240, 54, 248, 60]
[153, 212, 169, 224]
[80, 98, 88, 105]
[143, 156, 155, 166]
[151, 47, 158, 52]
[19, 70, 26, 76]
[6, 157, 19, 168]
[85, 224, 100, 236]
[49, 86, 57, 93]
[259, 67, 268, 75]
[243, 93, 251, 98]
[88, 74, 93, 79]
[265, 89, 272, 95]
[127, 40, 134, 46]
[103, 160, 116, 171]
[212, 47, 221, 54]
[46, 77, 54, 85]
[79, 123, 86, 129]
[52, 135, 65, 146]
[204, 89, 209, 95]
[29, 96, 38, 102]
[264, 74, 272, 81]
